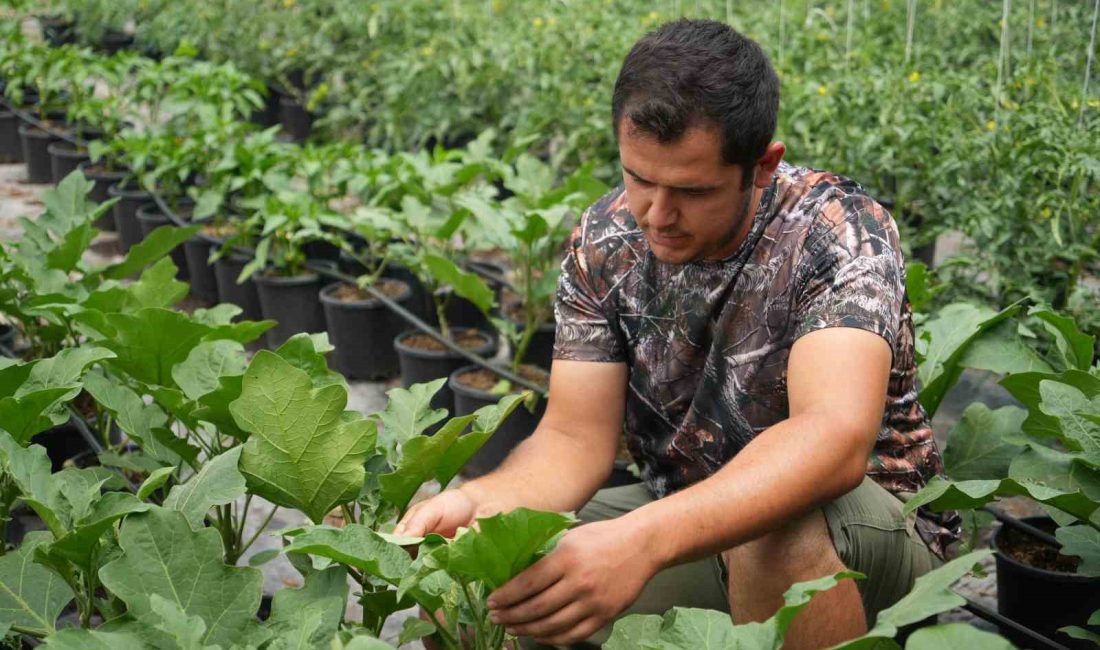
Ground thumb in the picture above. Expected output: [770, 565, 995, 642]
[396, 503, 441, 538]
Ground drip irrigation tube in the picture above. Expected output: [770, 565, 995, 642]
[981, 505, 1061, 547]
[3, 104, 546, 396]
[963, 598, 1072, 650]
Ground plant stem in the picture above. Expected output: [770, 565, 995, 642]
[460, 580, 488, 650]
[1082, 0, 1099, 126]
[341, 503, 357, 526]
[239, 505, 279, 558]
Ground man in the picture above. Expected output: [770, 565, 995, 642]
[396, 19, 958, 649]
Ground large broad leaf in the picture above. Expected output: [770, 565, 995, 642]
[904, 476, 1099, 528]
[102, 308, 213, 387]
[82, 370, 181, 465]
[163, 447, 247, 529]
[1001, 370, 1100, 439]
[231, 351, 377, 523]
[147, 594, 216, 650]
[0, 531, 75, 636]
[98, 507, 265, 649]
[958, 321, 1053, 376]
[171, 339, 248, 401]
[915, 302, 1020, 418]
[423, 254, 495, 315]
[273, 333, 345, 390]
[434, 508, 576, 590]
[47, 491, 151, 569]
[375, 379, 449, 461]
[1056, 526, 1100, 577]
[831, 550, 993, 649]
[1059, 610, 1100, 645]
[284, 525, 413, 584]
[904, 623, 1016, 650]
[123, 257, 189, 310]
[265, 566, 348, 650]
[194, 374, 247, 439]
[1008, 445, 1100, 501]
[380, 393, 526, 513]
[97, 224, 200, 280]
[1039, 380, 1100, 458]
[943, 404, 1027, 480]
[1030, 307, 1096, 372]
[42, 628, 146, 650]
[605, 571, 862, 650]
[0, 347, 117, 442]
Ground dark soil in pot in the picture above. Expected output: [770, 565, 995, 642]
[338, 251, 433, 321]
[450, 364, 548, 477]
[992, 516, 1100, 649]
[79, 160, 127, 230]
[0, 109, 21, 163]
[136, 202, 191, 281]
[47, 140, 89, 184]
[254, 271, 327, 348]
[278, 95, 313, 142]
[250, 87, 281, 128]
[214, 254, 263, 321]
[321, 280, 411, 380]
[108, 181, 153, 253]
[394, 329, 498, 422]
[38, 15, 76, 47]
[18, 122, 62, 184]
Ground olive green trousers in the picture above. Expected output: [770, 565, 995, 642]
[525, 476, 940, 648]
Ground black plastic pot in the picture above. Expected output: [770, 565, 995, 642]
[992, 517, 1100, 649]
[278, 95, 313, 142]
[0, 322, 16, 350]
[394, 329, 497, 419]
[79, 160, 127, 231]
[250, 87, 281, 128]
[302, 239, 341, 263]
[440, 290, 495, 333]
[98, 29, 133, 55]
[214, 254, 263, 321]
[449, 364, 547, 476]
[321, 281, 412, 380]
[18, 122, 60, 184]
[108, 182, 153, 253]
[136, 203, 190, 281]
[338, 250, 433, 321]
[254, 272, 327, 348]
[512, 319, 556, 371]
[29, 421, 93, 472]
[4, 504, 46, 548]
[38, 15, 76, 47]
[0, 109, 21, 163]
[47, 140, 89, 184]
[183, 226, 218, 303]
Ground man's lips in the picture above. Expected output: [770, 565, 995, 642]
[648, 231, 688, 246]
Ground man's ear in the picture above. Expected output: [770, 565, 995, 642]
[753, 141, 786, 189]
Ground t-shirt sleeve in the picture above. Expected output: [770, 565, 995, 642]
[791, 196, 905, 350]
[552, 222, 626, 363]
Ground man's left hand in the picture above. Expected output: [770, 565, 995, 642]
[487, 517, 658, 645]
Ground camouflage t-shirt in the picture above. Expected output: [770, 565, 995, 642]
[553, 161, 959, 556]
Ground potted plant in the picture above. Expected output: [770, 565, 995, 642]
[15, 45, 70, 184]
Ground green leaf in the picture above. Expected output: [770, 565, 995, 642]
[42, 628, 146, 650]
[0, 531, 75, 636]
[958, 321, 1053, 375]
[1059, 610, 1100, 644]
[102, 308, 212, 387]
[82, 370, 181, 465]
[98, 224, 200, 280]
[171, 339, 248, 400]
[1001, 370, 1100, 439]
[1056, 526, 1100, 577]
[163, 446, 247, 529]
[48, 492, 152, 568]
[379, 414, 477, 513]
[398, 618, 436, 646]
[438, 508, 576, 590]
[137, 466, 175, 500]
[375, 379, 449, 460]
[916, 302, 1020, 418]
[904, 476, 1099, 524]
[904, 623, 1016, 650]
[604, 614, 664, 650]
[194, 374, 247, 439]
[125, 257, 189, 309]
[248, 549, 280, 567]
[284, 525, 413, 584]
[273, 333, 345, 389]
[832, 550, 993, 649]
[265, 566, 348, 650]
[1039, 380, 1100, 458]
[148, 594, 210, 650]
[231, 351, 377, 523]
[943, 404, 1027, 480]
[1030, 307, 1096, 372]
[424, 254, 495, 315]
[98, 507, 265, 649]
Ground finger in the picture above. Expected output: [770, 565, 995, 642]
[488, 556, 565, 610]
[535, 615, 605, 647]
[397, 502, 442, 538]
[508, 602, 593, 641]
[393, 503, 423, 536]
[491, 577, 576, 626]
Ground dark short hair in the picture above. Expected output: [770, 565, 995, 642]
[612, 19, 780, 180]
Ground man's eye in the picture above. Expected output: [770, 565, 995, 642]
[683, 189, 710, 197]
[630, 176, 654, 187]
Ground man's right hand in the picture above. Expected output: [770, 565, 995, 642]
[394, 487, 496, 538]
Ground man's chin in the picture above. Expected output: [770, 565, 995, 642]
[647, 243, 698, 264]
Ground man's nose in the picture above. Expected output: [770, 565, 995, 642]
[647, 186, 678, 229]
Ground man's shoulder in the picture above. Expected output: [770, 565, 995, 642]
[773, 162, 895, 234]
[575, 184, 638, 244]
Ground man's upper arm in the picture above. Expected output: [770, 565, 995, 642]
[787, 327, 892, 477]
[540, 359, 628, 462]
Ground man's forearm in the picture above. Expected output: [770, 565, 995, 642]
[459, 423, 616, 516]
[622, 413, 873, 571]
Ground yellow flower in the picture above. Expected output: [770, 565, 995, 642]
[1040, 207, 1053, 219]
[908, 71, 921, 83]
[1072, 99, 1080, 109]
[548, 16, 558, 27]
[420, 46, 434, 57]
[532, 17, 544, 28]
[817, 85, 829, 96]
[815, 30, 829, 41]
[1036, 17, 1046, 28]
[986, 120, 996, 131]
[649, 10, 660, 20]
[584, 97, 595, 107]
[286, 47, 298, 57]
[1026, 77, 1037, 87]
[1089, 99, 1100, 108]
[491, 0, 504, 13]
[282, 0, 295, 7]
[825, 6, 836, 17]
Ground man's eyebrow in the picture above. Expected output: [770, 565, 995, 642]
[622, 166, 721, 192]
